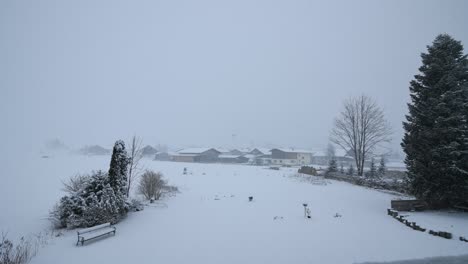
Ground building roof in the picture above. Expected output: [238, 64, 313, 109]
[218, 154, 242, 159]
[171, 153, 200, 157]
[250, 148, 272, 155]
[310, 148, 350, 157]
[214, 147, 231, 153]
[177, 148, 221, 154]
[272, 148, 314, 154]
[238, 148, 252, 153]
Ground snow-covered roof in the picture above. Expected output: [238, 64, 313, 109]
[238, 148, 252, 153]
[214, 147, 231, 153]
[251, 148, 272, 155]
[177, 148, 219, 154]
[171, 153, 200, 157]
[218, 154, 242, 159]
[272, 148, 314, 154]
[310, 148, 350, 157]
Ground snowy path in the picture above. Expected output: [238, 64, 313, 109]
[27, 161, 468, 264]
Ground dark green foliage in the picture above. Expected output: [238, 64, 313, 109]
[347, 164, 355, 176]
[298, 166, 317, 176]
[53, 139, 131, 228]
[53, 171, 127, 228]
[378, 157, 386, 176]
[402, 34, 468, 208]
[366, 158, 377, 178]
[327, 158, 338, 174]
[108, 140, 130, 194]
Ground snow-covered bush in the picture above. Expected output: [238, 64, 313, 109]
[52, 170, 128, 228]
[129, 198, 144, 212]
[51, 140, 131, 229]
[138, 170, 167, 200]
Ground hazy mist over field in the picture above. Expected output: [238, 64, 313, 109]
[1, 0, 468, 153]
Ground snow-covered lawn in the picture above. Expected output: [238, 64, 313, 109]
[2, 155, 468, 264]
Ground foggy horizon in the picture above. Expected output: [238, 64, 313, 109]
[2, 0, 468, 153]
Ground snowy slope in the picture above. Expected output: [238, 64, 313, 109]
[2, 156, 468, 264]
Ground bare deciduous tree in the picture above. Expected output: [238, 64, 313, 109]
[61, 174, 89, 194]
[127, 135, 144, 197]
[138, 170, 166, 200]
[331, 95, 391, 176]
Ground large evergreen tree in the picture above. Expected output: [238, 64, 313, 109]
[402, 34, 468, 208]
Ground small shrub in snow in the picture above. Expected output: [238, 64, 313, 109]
[298, 166, 317, 176]
[378, 157, 386, 176]
[129, 198, 144, 212]
[326, 158, 338, 175]
[365, 158, 377, 178]
[138, 170, 167, 200]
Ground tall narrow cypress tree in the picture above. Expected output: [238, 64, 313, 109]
[109, 140, 130, 195]
[402, 34, 468, 208]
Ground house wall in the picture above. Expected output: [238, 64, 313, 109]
[154, 153, 170, 161]
[218, 156, 248, 163]
[297, 153, 312, 165]
[173, 155, 197, 162]
[271, 152, 312, 166]
[198, 149, 220, 162]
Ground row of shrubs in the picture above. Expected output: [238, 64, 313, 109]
[387, 209, 468, 241]
[50, 169, 174, 229]
[298, 166, 408, 194]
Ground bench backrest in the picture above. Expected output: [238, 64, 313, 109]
[78, 223, 111, 235]
[391, 199, 427, 211]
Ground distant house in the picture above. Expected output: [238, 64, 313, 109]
[214, 148, 231, 154]
[154, 151, 171, 161]
[270, 148, 313, 166]
[238, 148, 252, 154]
[141, 145, 158, 156]
[228, 149, 243, 155]
[243, 148, 272, 165]
[250, 148, 271, 156]
[172, 148, 221, 163]
[79, 145, 110, 156]
[217, 154, 249, 163]
[310, 148, 354, 166]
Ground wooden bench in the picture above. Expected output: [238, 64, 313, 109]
[391, 199, 428, 211]
[76, 223, 116, 246]
[454, 205, 468, 212]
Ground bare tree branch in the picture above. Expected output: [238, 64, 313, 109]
[127, 135, 144, 197]
[330, 95, 392, 176]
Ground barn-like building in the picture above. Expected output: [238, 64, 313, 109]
[172, 148, 221, 163]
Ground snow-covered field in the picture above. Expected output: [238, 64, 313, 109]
[2, 154, 468, 264]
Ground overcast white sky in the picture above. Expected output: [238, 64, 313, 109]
[1, 0, 467, 152]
